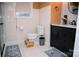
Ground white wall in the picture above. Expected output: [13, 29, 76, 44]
[4, 2, 50, 46]
[73, 4, 79, 57]
[39, 6, 51, 46]
[3, 3, 17, 45]
[3, 3, 40, 45]
[61, 2, 78, 25]
[16, 9, 40, 43]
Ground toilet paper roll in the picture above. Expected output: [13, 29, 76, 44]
[19, 26, 23, 31]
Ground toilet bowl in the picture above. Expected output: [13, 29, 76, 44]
[26, 25, 45, 44]
[27, 33, 37, 40]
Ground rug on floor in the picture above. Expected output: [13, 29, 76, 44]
[4, 45, 22, 57]
[45, 47, 68, 57]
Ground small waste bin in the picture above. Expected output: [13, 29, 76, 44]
[39, 35, 45, 46]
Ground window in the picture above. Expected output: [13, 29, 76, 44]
[15, 2, 32, 17]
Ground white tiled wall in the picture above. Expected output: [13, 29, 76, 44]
[4, 2, 50, 46]
[3, 3, 40, 45]
[16, 9, 40, 43]
[3, 3, 17, 45]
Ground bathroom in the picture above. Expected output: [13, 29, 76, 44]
[0, 2, 79, 57]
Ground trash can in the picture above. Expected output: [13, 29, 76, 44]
[39, 35, 45, 46]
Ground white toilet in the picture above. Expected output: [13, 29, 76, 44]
[26, 25, 45, 44]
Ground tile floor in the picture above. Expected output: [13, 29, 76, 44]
[3, 41, 67, 57]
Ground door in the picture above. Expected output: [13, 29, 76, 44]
[0, 2, 5, 56]
[0, 17, 4, 56]
[0, 3, 4, 56]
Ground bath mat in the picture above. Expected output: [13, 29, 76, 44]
[4, 45, 22, 57]
[45, 47, 67, 57]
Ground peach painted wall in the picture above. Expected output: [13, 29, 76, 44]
[50, 2, 62, 24]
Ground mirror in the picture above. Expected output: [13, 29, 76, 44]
[68, 2, 78, 15]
